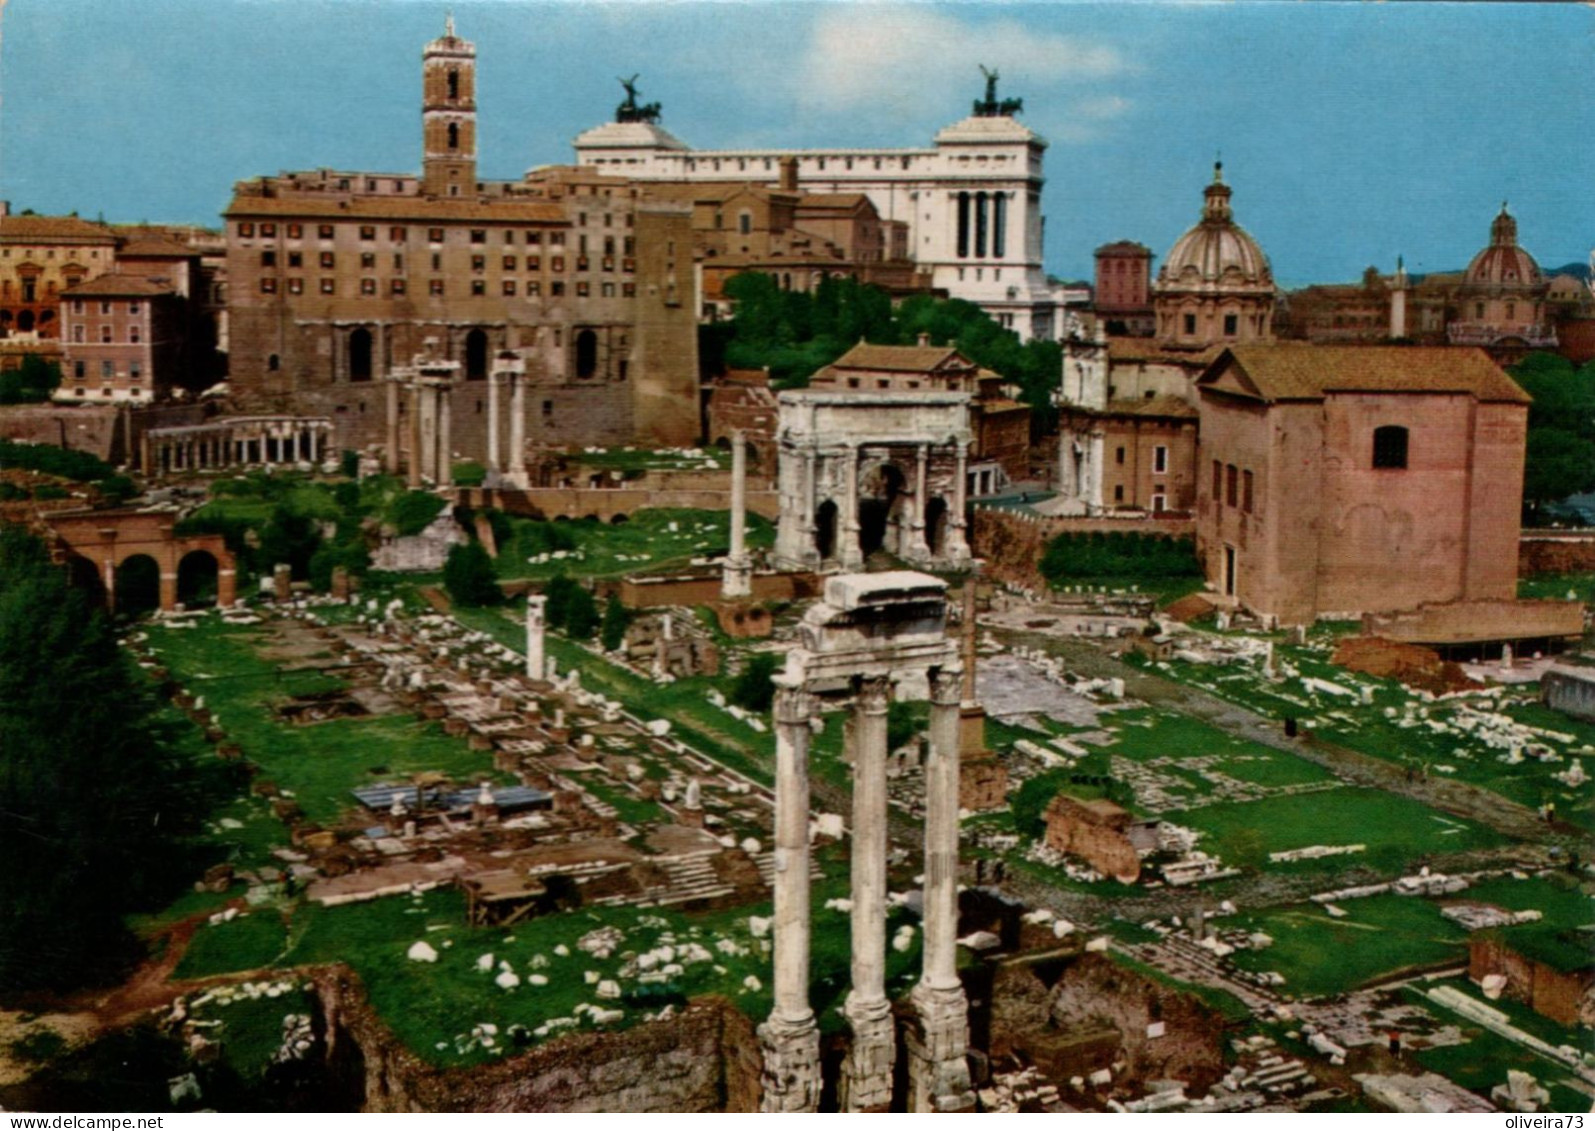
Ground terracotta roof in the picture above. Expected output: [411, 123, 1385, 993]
[1107, 337, 1219, 367]
[0, 215, 117, 244]
[1105, 394, 1200, 419]
[830, 342, 974, 372]
[60, 273, 174, 298]
[1202, 344, 1531, 405]
[797, 193, 871, 211]
[224, 193, 565, 224]
[117, 235, 197, 259]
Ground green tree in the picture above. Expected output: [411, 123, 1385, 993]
[729, 652, 781, 714]
[1509, 353, 1595, 520]
[544, 573, 579, 629]
[0, 526, 189, 993]
[564, 586, 600, 641]
[1011, 769, 1070, 840]
[599, 593, 631, 652]
[442, 542, 503, 607]
[0, 354, 62, 404]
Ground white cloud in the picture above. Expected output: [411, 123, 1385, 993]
[788, 6, 1127, 119]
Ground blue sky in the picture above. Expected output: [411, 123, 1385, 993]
[1, 0, 1591, 287]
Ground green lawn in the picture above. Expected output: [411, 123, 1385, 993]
[144, 617, 509, 825]
[1180, 787, 1504, 872]
[177, 909, 294, 979]
[492, 508, 774, 582]
[1227, 896, 1469, 997]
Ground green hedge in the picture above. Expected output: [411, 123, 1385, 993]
[1040, 531, 1202, 585]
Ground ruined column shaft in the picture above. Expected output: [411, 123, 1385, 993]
[841, 675, 894, 1111]
[922, 668, 963, 992]
[486, 372, 501, 472]
[509, 374, 528, 478]
[407, 382, 423, 489]
[723, 429, 752, 598]
[840, 445, 863, 569]
[438, 386, 453, 488]
[759, 683, 821, 1113]
[524, 595, 546, 681]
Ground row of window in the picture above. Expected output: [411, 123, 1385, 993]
[236, 219, 630, 243]
[261, 276, 631, 298]
[72, 359, 142, 380]
[1114, 444, 1170, 474]
[1213, 461, 1256, 513]
[71, 325, 142, 344]
[67, 299, 142, 316]
[259, 250, 634, 273]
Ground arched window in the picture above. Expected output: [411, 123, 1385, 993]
[447, 68, 459, 100]
[267, 353, 280, 372]
[349, 328, 373, 382]
[1372, 425, 1408, 469]
[447, 122, 459, 151]
[574, 329, 598, 379]
[465, 328, 488, 380]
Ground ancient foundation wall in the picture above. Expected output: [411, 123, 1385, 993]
[1520, 532, 1595, 577]
[618, 570, 820, 609]
[971, 508, 1196, 592]
[312, 967, 762, 1112]
[1543, 666, 1595, 722]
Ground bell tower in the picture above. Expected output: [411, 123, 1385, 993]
[422, 15, 477, 198]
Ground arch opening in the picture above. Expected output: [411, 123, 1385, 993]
[349, 328, 373, 383]
[465, 328, 488, 381]
[814, 499, 838, 562]
[177, 549, 220, 609]
[114, 553, 161, 618]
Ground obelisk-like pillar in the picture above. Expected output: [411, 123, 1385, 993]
[907, 664, 976, 1112]
[759, 681, 821, 1112]
[840, 675, 894, 1111]
[723, 430, 753, 598]
[525, 595, 546, 682]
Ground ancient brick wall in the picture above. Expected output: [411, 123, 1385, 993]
[1042, 795, 1140, 883]
[313, 968, 761, 1112]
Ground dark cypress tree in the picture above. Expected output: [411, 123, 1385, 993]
[0, 526, 184, 994]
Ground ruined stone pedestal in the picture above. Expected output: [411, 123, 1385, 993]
[905, 982, 976, 1112]
[757, 1015, 821, 1112]
[839, 998, 895, 1111]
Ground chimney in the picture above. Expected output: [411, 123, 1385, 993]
[917, 332, 931, 347]
[778, 156, 799, 193]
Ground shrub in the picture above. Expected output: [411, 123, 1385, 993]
[599, 593, 631, 651]
[386, 490, 446, 536]
[563, 586, 600, 640]
[730, 652, 781, 714]
[442, 542, 503, 607]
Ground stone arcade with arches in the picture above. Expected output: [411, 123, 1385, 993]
[42, 509, 238, 614]
[773, 390, 971, 573]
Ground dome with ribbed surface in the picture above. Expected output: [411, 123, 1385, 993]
[1151, 165, 1276, 348]
[1157, 164, 1272, 290]
[1463, 204, 1541, 290]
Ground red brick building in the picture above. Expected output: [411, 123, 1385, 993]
[1093, 240, 1154, 337]
[1195, 345, 1530, 625]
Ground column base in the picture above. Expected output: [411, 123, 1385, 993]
[905, 981, 975, 1113]
[839, 997, 895, 1112]
[721, 557, 753, 599]
[757, 1013, 821, 1113]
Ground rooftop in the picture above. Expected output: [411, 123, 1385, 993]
[1201, 344, 1532, 405]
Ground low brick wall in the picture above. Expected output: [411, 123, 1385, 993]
[458, 485, 779, 522]
[618, 569, 820, 609]
[1519, 531, 1595, 576]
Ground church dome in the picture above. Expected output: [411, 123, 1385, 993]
[1463, 204, 1542, 290]
[1157, 164, 1272, 291]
